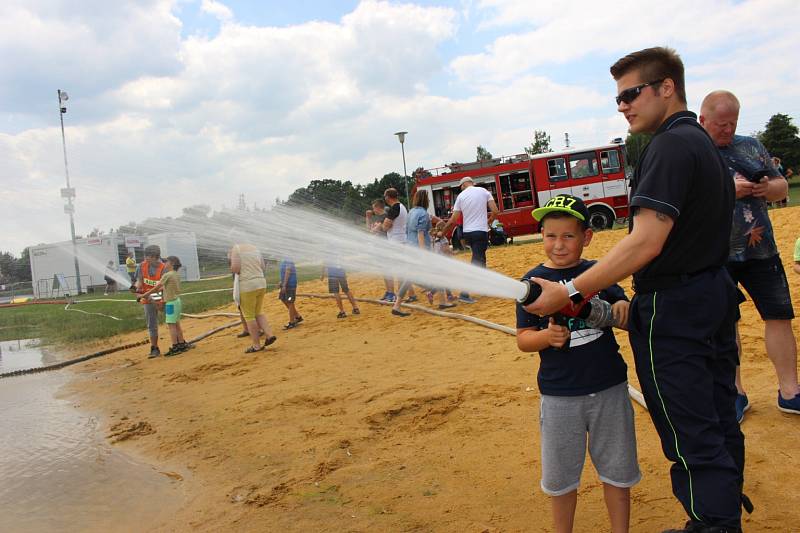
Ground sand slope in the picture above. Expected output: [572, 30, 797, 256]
[69, 207, 800, 532]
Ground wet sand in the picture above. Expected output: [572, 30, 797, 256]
[69, 207, 800, 532]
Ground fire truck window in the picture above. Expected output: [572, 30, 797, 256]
[600, 150, 621, 173]
[569, 152, 599, 179]
[477, 182, 498, 202]
[498, 172, 532, 209]
[548, 158, 568, 182]
[499, 175, 514, 209]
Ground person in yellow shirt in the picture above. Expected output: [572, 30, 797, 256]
[125, 252, 137, 285]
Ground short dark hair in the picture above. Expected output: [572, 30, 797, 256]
[540, 211, 589, 230]
[144, 245, 161, 258]
[166, 255, 182, 271]
[384, 188, 399, 200]
[412, 189, 429, 209]
[610, 46, 686, 104]
[371, 198, 385, 208]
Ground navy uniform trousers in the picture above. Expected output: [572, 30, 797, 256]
[629, 267, 745, 529]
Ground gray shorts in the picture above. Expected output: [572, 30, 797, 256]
[143, 302, 159, 338]
[539, 381, 641, 496]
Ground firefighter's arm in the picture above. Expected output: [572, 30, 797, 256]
[517, 320, 569, 351]
[526, 207, 671, 315]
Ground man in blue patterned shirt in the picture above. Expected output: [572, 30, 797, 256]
[700, 90, 800, 420]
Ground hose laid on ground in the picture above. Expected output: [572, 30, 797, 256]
[0, 320, 240, 380]
[296, 292, 648, 410]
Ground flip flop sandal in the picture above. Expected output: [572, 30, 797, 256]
[264, 336, 278, 347]
[337, 311, 347, 319]
[236, 331, 249, 338]
[352, 308, 360, 315]
[245, 345, 264, 354]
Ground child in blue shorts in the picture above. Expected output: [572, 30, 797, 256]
[516, 195, 640, 533]
[140, 256, 188, 357]
[279, 257, 303, 329]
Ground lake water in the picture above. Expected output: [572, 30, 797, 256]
[0, 339, 183, 532]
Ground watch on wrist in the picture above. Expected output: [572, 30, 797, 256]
[564, 279, 583, 304]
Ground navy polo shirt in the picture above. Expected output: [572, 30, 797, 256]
[629, 111, 733, 283]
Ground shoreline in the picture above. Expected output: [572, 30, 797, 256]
[66, 208, 800, 531]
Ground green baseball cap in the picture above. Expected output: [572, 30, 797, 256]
[532, 194, 589, 222]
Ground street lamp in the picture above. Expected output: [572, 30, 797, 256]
[58, 89, 82, 295]
[394, 131, 409, 206]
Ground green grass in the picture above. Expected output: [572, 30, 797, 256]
[0, 265, 322, 345]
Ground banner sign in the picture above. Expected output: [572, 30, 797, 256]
[124, 236, 144, 247]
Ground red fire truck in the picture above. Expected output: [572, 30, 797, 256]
[416, 143, 630, 235]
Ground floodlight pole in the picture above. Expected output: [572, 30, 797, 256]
[394, 131, 409, 206]
[59, 89, 82, 295]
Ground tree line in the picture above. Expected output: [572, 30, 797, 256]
[3, 119, 796, 284]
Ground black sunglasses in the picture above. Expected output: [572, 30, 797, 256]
[615, 79, 665, 105]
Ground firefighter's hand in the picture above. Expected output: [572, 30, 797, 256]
[611, 300, 630, 329]
[547, 318, 570, 348]
[524, 277, 569, 316]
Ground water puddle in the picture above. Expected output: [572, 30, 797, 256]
[0, 340, 183, 532]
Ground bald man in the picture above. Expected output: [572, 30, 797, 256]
[700, 90, 800, 421]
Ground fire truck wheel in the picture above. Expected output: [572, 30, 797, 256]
[587, 206, 614, 231]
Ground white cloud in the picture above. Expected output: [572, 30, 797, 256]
[200, 0, 233, 22]
[453, 0, 800, 85]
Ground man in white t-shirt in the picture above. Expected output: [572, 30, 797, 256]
[441, 176, 500, 302]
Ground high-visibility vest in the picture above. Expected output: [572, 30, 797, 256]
[138, 260, 166, 302]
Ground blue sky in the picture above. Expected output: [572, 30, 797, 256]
[1, 0, 799, 255]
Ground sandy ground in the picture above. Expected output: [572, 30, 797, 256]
[67, 208, 800, 532]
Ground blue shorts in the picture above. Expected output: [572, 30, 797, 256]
[726, 255, 794, 320]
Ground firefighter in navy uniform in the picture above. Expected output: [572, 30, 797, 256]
[526, 47, 748, 533]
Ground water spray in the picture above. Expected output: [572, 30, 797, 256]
[143, 206, 533, 302]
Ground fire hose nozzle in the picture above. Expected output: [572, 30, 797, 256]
[517, 278, 542, 306]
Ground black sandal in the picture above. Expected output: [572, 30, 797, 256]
[245, 345, 264, 354]
[264, 336, 278, 347]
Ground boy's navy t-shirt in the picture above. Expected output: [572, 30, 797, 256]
[279, 260, 297, 288]
[516, 259, 628, 396]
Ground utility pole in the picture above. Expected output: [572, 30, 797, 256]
[394, 131, 410, 206]
[58, 89, 82, 295]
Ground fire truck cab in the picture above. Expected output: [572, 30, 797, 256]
[416, 143, 630, 236]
